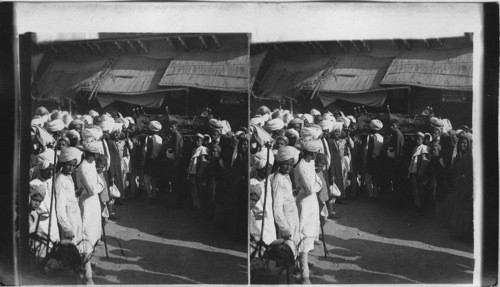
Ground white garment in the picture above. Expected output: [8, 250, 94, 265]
[55, 172, 83, 250]
[144, 134, 163, 160]
[75, 160, 102, 254]
[30, 178, 60, 243]
[294, 159, 321, 253]
[271, 172, 300, 257]
[254, 174, 277, 245]
[408, 144, 429, 174]
[188, 146, 208, 175]
[370, 133, 384, 158]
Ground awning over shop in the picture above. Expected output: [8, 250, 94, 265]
[96, 90, 185, 108]
[315, 54, 396, 94]
[250, 50, 268, 88]
[380, 47, 472, 91]
[36, 58, 110, 102]
[318, 92, 387, 107]
[158, 50, 249, 93]
[257, 56, 331, 100]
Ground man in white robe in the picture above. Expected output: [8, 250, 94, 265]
[272, 146, 300, 258]
[76, 139, 104, 284]
[250, 147, 277, 246]
[294, 137, 323, 284]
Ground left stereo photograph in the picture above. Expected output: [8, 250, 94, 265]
[17, 33, 249, 285]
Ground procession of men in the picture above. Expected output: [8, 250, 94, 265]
[249, 105, 473, 284]
[28, 106, 247, 284]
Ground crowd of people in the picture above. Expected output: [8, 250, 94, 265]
[28, 106, 247, 284]
[248, 105, 473, 284]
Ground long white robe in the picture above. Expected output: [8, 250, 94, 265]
[55, 172, 83, 251]
[253, 174, 277, 245]
[294, 159, 322, 253]
[271, 172, 300, 257]
[76, 160, 102, 254]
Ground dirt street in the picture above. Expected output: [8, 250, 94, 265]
[307, 198, 475, 284]
[20, 199, 247, 285]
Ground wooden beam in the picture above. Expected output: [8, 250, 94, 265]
[350, 40, 361, 52]
[272, 44, 282, 52]
[435, 38, 445, 46]
[211, 35, 221, 48]
[126, 40, 138, 53]
[308, 42, 319, 53]
[114, 41, 125, 53]
[50, 45, 59, 55]
[86, 42, 98, 55]
[79, 43, 92, 55]
[177, 36, 189, 51]
[93, 42, 103, 55]
[391, 39, 400, 49]
[337, 41, 347, 52]
[423, 39, 431, 49]
[59, 45, 69, 56]
[198, 36, 208, 49]
[165, 37, 175, 49]
[402, 39, 411, 50]
[361, 40, 372, 52]
[137, 40, 149, 53]
[280, 43, 292, 54]
[314, 42, 326, 53]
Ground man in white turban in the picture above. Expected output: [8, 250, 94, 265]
[271, 145, 301, 258]
[29, 149, 59, 257]
[250, 115, 263, 126]
[82, 125, 103, 142]
[302, 114, 314, 125]
[300, 124, 323, 140]
[250, 148, 276, 246]
[55, 147, 83, 251]
[82, 115, 93, 126]
[310, 109, 321, 117]
[76, 139, 103, 284]
[142, 121, 163, 202]
[294, 137, 322, 284]
[264, 118, 285, 134]
[124, 116, 135, 125]
[364, 119, 384, 200]
[46, 119, 65, 139]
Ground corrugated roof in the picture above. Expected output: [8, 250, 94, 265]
[81, 56, 172, 94]
[250, 51, 268, 88]
[158, 50, 249, 93]
[257, 56, 332, 100]
[380, 47, 472, 91]
[36, 59, 110, 101]
[315, 54, 396, 94]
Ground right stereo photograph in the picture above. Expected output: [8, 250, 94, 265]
[249, 35, 474, 284]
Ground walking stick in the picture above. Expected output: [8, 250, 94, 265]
[102, 219, 109, 259]
[320, 223, 328, 258]
[46, 146, 58, 254]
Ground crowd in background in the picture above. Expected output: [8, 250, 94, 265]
[28, 106, 247, 284]
[248, 105, 473, 284]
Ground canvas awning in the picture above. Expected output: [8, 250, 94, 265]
[318, 92, 387, 107]
[36, 58, 110, 102]
[250, 50, 268, 88]
[158, 50, 249, 93]
[380, 47, 472, 91]
[257, 56, 332, 100]
[313, 54, 396, 94]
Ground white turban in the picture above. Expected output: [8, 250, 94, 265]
[112, 122, 123, 133]
[346, 115, 356, 123]
[264, 118, 285, 132]
[251, 148, 274, 169]
[149, 121, 162, 132]
[275, 146, 300, 164]
[88, 110, 99, 117]
[341, 116, 351, 128]
[319, 120, 335, 133]
[262, 114, 270, 124]
[66, 129, 81, 142]
[250, 115, 263, 126]
[125, 117, 135, 125]
[46, 119, 65, 133]
[310, 109, 321, 116]
[82, 138, 103, 154]
[82, 115, 93, 125]
[282, 112, 293, 125]
[82, 126, 103, 141]
[285, 128, 299, 139]
[370, 119, 383, 131]
[100, 119, 115, 133]
[122, 118, 130, 129]
[62, 114, 73, 128]
[36, 149, 55, 170]
[300, 136, 322, 153]
[323, 114, 335, 123]
[302, 114, 314, 124]
[58, 147, 82, 163]
[289, 117, 304, 127]
[300, 124, 322, 140]
[332, 121, 344, 132]
[31, 116, 45, 127]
